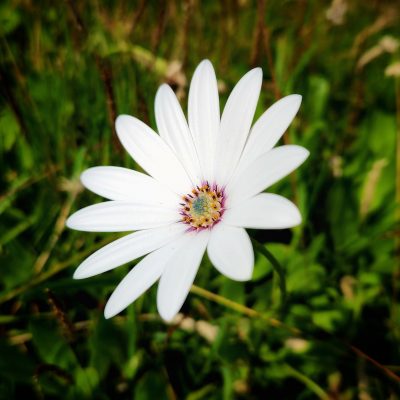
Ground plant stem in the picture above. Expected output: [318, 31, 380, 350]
[192, 282, 400, 384]
[0, 236, 119, 305]
[251, 239, 287, 306]
[285, 364, 329, 399]
[190, 284, 300, 335]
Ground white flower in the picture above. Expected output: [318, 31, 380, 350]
[66, 60, 309, 321]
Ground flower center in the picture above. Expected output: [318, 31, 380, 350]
[180, 183, 225, 230]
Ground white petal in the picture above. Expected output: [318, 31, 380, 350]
[155, 84, 201, 183]
[104, 240, 184, 319]
[73, 224, 186, 279]
[188, 60, 220, 182]
[66, 201, 179, 232]
[207, 224, 254, 281]
[116, 115, 192, 194]
[157, 230, 209, 321]
[81, 166, 178, 206]
[238, 95, 302, 173]
[227, 145, 309, 206]
[215, 68, 263, 186]
[223, 193, 301, 229]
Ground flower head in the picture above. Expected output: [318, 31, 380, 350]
[66, 60, 309, 321]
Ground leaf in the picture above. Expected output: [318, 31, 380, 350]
[133, 371, 168, 400]
[0, 108, 19, 151]
[312, 310, 345, 332]
[29, 320, 77, 369]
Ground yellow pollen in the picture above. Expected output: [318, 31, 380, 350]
[181, 183, 224, 230]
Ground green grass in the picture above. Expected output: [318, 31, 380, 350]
[1, 0, 399, 398]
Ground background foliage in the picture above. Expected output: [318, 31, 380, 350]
[1, 0, 400, 398]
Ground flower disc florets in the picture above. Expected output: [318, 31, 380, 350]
[180, 182, 225, 230]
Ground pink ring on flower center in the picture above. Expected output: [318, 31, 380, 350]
[180, 182, 226, 231]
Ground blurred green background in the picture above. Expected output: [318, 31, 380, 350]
[1, 0, 400, 398]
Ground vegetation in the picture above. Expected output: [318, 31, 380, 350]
[1, 0, 399, 398]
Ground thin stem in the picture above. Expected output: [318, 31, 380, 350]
[285, 364, 329, 399]
[349, 344, 400, 384]
[33, 190, 79, 274]
[251, 239, 287, 306]
[0, 236, 119, 305]
[192, 282, 400, 384]
[63, 0, 121, 153]
[190, 284, 300, 335]
[393, 74, 400, 340]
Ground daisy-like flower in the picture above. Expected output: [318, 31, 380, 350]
[66, 60, 309, 321]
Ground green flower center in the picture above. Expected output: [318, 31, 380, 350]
[192, 195, 209, 216]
